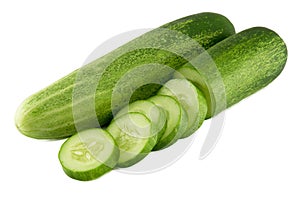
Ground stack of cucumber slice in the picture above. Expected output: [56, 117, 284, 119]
[59, 79, 208, 181]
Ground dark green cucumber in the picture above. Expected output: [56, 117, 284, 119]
[15, 12, 235, 139]
[175, 27, 287, 117]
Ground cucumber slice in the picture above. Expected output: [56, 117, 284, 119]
[149, 95, 188, 150]
[107, 112, 157, 168]
[58, 128, 119, 181]
[158, 79, 207, 138]
[115, 100, 167, 139]
[173, 65, 214, 118]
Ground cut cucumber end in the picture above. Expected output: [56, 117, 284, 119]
[58, 129, 119, 181]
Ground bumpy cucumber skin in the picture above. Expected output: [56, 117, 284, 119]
[15, 12, 235, 139]
[178, 27, 288, 118]
[58, 129, 119, 181]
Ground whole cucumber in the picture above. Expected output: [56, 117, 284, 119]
[175, 27, 287, 117]
[15, 12, 235, 139]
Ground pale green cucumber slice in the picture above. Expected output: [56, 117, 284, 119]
[158, 79, 207, 138]
[115, 100, 167, 139]
[58, 128, 119, 181]
[107, 112, 157, 168]
[149, 95, 188, 150]
[173, 65, 214, 118]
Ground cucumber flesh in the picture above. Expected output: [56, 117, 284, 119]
[173, 66, 214, 118]
[149, 95, 188, 150]
[115, 100, 167, 139]
[158, 79, 207, 138]
[107, 112, 157, 168]
[58, 128, 119, 181]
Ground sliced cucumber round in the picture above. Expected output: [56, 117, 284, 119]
[107, 112, 157, 168]
[58, 128, 119, 181]
[115, 100, 167, 139]
[149, 95, 188, 150]
[173, 65, 213, 118]
[158, 79, 207, 138]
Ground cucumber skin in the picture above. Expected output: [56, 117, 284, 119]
[15, 12, 235, 139]
[178, 27, 288, 118]
[61, 161, 112, 181]
[117, 140, 157, 168]
[191, 88, 207, 136]
[59, 129, 119, 181]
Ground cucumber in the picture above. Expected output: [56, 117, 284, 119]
[15, 12, 235, 139]
[148, 95, 188, 150]
[58, 128, 119, 181]
[158, 79, 207, 138]
[115, 100, 167, 139]
[107, 112, 157, 167]
[174, 27, 288, 117]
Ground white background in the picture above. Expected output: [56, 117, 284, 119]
[1, 0, 299, 199]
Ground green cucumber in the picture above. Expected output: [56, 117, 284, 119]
[148, 95, 188, 150]
[158, 79, 207, 138]
[107, 112, 157, 167]
[58, 128, 119, 181]
[174, 27, 288, 118]
[15, 12, 235, 139]
[115, 100, 167, 140]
